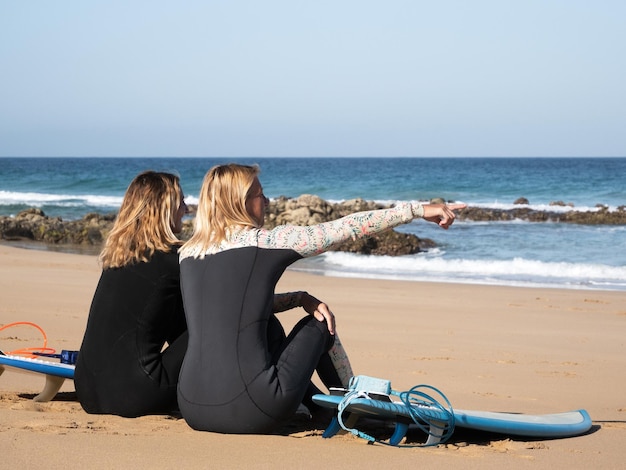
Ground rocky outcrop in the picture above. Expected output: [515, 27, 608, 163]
[457, 205, 626, 224]
[264, 195, 435, 256]
[2, 197, 624, 254]
[0, 198, 435, 256]
[0, 208, 115, 245]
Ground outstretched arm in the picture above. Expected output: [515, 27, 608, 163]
[258, 201, 466, 257]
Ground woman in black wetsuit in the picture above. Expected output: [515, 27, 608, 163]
[75, 171, 189, 417]
[177, 163, 465, 433]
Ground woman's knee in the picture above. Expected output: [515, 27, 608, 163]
[308, 315, 335, 351]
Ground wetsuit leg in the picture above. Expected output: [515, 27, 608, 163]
[272, 315, 334, 405]
[267, 315, 287, 357]
[268, 315, 332, 416]
[316, 352, 343, 390]
[269, 314, 341, 392]
[300, 350, 344, 420]
[161, 331, 188, 389]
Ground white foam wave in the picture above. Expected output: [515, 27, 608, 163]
[0, 190, 200, 208]
[336, 198, 616, 213]
[4, 190, 605, 215]
[470, 202, 610, 213]
[0, 190, 122, 208]
[292, 252, 626, 291]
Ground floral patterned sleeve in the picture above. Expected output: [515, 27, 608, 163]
[255, 202, 424, 258]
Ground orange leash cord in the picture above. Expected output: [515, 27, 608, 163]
[0, 321, 56, 357]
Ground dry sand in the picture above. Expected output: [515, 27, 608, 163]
[1, 244, 624, 469]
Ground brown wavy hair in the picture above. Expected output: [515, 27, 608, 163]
[180, 163, 259, 259]
[100, 171, 183, 269]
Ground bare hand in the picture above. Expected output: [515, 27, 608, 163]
[300, 292, 335, 335]
[422, 203, 466, 229]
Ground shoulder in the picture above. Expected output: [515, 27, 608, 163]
[141, 248, 181, 274]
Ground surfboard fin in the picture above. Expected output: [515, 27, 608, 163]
[322, 413, 360, 438]
[423, 420, 446, 446]
[34, 374, 66, 402]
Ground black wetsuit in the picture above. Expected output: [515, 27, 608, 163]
[178, 247, 334, 433]
[75, 249, 187, 417]
[177, 203, 420, 433]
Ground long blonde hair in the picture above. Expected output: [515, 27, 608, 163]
[100, 171, 183, 269]
[180, 164, 259, 259]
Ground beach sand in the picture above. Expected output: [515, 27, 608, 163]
[1, 244, 624, 469]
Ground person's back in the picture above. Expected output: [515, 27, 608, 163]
[178, 246, 321, 432]
[75, 249, 186, 416]
[75, 171, 188, 417]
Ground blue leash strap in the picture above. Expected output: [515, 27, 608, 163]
[336, 390, 377, 443]
[335, 381, 455, 446]
[393, 384, 456, 445]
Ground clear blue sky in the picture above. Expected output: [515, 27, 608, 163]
[1, 1, 625, 157]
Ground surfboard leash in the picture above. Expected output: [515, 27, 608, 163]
[335, 376, 456, 447]
[0, 321, 55, 357]
[393, 384, 456, 445]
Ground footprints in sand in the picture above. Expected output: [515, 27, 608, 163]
[488, 438, 548, 453]
[488, 357, 581, 379]
[411, 356, 453, 361]
[496, 359, 516, 364]
[535, 370, 578, 378]
[472, 390, 512, 399]
[409, 354, 583, 382]
[13, 416, 186, 436]
[599, 421, 626, 430]
[531, 295, 623, 315]
[0, 392, 189, 436]
[534, 360, 580, 379]
[409, 356, 454, 376]
[440, 438, 550, 461]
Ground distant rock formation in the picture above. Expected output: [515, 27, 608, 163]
[2, 196, 624, 254]
[263, 195, 435, 255]
[0, 208, 114, 245]
[0, 197, 435, 256]
[457, 205, 626, 224]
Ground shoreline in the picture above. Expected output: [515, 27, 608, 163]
[0, 239, 103, 256]
[1, 244, 625, 467]
[3, 239, 625, 293]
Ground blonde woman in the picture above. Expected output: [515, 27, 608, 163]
[75, 171, 188, 417]
[177, 163, 465, 434]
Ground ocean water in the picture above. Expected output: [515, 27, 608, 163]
[1, 157, 625, 291]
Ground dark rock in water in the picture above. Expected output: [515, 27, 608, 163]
[2, 195, 624, 255]
[0, 198, 435, 257]
[263, 196, 434, 255]
[0, 209, 115, 245]
[430, 197, 446, 204]
[514, 197, 529, 205]
[331, 229, 436, 256]
[550, 200, 574, 207]
[457, 204, 626, 224]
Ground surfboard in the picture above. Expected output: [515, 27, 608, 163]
[0, 350, 75, 402]
[312, 393, 592, 446]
